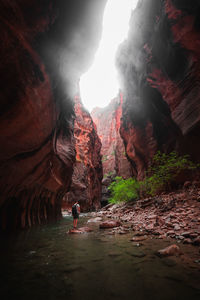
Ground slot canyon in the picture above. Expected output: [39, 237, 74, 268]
[0, 0, 200, 299]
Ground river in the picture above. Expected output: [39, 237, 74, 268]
[0, 214, 200, 300]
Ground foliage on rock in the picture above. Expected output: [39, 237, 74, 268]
[108, 151, 199, 203]
[143, 151, 199, 196]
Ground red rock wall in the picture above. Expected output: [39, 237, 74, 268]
[117, 0, 200, 179]
[91, 93, 132, 179]
[63, 96, 103, 211]
[0, 1, 76, 230]
[0, 0, 106, 229]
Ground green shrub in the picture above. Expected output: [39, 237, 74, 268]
[108, 176, 140, 204]
[143, 151, 198, 196]
[107, 151, 199, 203]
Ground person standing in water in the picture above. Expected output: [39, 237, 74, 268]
[72, 201, 80, 228]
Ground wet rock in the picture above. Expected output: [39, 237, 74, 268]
[189, 233, 198, 239]
[157, 244, 182, 257]
[133, 231, 146, 236]
[99, 220, 121, 229]
[68, 227, 93, 234]
[192, 237, 200, 246]
[166, 230, 175, 236]
[181, 231, 192, 238]
[131, 236, 147, 242]
[146, 223, 155, 231]
[158, 234, 167, 239]
[174, 224, 181, 231]
[148, 215, 157, 220]
[152, 230, 162, 236]
[183, 238, 193, 244]
[87, 217, 102, 223]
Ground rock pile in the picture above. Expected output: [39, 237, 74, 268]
[96, 186, 200, 246]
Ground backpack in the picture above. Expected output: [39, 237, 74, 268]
[72, 204, 77, 215]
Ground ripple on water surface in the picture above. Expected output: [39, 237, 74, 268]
[0, 215, 200, 300]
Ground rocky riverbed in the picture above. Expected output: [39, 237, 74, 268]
[86, 185, 200, 267]
[95, 186, 200, 243]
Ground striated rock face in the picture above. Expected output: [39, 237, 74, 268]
[0, 0, 75, 230]
[63, 96, 103, 211]
[91, 93, 132, 179]
[117, 0, 200, 179]
[0, 0, 106, 230]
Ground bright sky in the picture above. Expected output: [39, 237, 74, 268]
[80, 0, 138, 112]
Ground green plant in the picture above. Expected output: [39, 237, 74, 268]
[107, 151, 199, 203]
[108, 176, 140, 204]
[144, 151, 198, 196]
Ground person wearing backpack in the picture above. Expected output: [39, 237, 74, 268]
[72, 201, 80, 228]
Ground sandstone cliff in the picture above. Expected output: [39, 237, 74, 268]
[91, 93, 132, 179]
[0, 1, 76, 230]
[117, 0, 200, 179]
[0, 0, 106, 230]
[63, 96, 103, 211]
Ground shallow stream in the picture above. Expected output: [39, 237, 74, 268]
[0, 214, 200, 300]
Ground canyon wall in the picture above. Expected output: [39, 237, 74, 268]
[92, 93, 132, 179]
[117, 0, 200, 179]
[63, 96, 103, 211]
[0, 0, 106, 230]
[92, 93, 132, 206]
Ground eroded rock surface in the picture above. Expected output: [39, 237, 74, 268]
[0, 1, 76, 230]
[92, 94, 132, 179]
[92, 94, 132, 206]
[63, 96, 103, 211]
[117, 0, 200, 179]
[0, 0, 106, 230]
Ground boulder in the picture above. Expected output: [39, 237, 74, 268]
[157, 244, 182, 257]
[99, 220, 121, 229]
[131, 236, 147, 242]
[68, 227, 93, 234]
[183, 238, 192, 244]
[181, 231, 192, 238]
